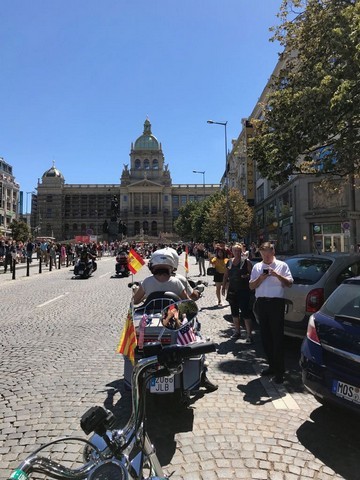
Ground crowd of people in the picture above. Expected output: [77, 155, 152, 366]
[1, 235, 293, 384]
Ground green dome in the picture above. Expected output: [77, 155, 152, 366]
[134, 119, 159, 151]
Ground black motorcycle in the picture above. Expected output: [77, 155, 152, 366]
[115, 252, 130, 277]
[73, 257, 97, 279]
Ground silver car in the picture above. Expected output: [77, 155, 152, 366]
[284, 253, 360, 338]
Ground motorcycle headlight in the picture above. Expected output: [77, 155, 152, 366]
[87, 459, 128, 480]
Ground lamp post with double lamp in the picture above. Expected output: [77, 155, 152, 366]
[207, 120, 229, 243]
[192, 170, 206, 201]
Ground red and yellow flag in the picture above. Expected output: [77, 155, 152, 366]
[184, 245, 189, 273]
[117, 309, 137, 365]
[127, 248, 145, 274]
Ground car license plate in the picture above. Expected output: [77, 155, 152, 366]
[332, 380, 360, 404]
[150, 375, 174, 394]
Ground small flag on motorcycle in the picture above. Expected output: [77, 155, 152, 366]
[184, 245, 189, 273]
[117, 309, 137, 365]
[127, 249, 145, 274]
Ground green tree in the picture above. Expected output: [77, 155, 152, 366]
[249, 0, 360, 185]
[203, 189, 253, 242]
[9, 219, 31, 242]
[174, 189, 253, 243]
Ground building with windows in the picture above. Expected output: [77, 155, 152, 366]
[0, 157, 20, 238]
[227, 59, 360, 254]
[33, 119, 220, 241]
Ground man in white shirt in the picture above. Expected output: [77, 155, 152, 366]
[249, 242, 293, 384]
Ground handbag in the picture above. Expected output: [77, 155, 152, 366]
[207, 267, 216, 276]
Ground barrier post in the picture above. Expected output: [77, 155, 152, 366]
[58, 254, 61, 269]
[26, 257, 30, 276]
[49, 256, 53, 271]
[12, 259, 16, 280]
[39, 257, 42, 274]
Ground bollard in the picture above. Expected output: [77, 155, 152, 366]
[39, 257, 42, 274]
[26, 257, 30, 277]
[66, 254, 69, 267]
[12, 259, 16, 280]
[58, 254, 61, 269]
[49, 256, 53, 271]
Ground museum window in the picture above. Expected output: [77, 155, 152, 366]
[144, 159, 150, 170]
[152, 159, 159, 170]
[135, 159, 141, 170]
[181, 195, 187, 205]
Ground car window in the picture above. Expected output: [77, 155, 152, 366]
[285, 257, 332, 285]
[320, 284, 360, 319]
[336, 261, 360, 285]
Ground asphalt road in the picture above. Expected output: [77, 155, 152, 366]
[1, 254, 359, 479]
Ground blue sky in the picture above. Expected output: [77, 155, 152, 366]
[0, 0, 283, 208]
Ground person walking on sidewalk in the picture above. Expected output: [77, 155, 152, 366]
[249, 242, 293, 384]
[209, 246, 228, 306]
[196, 243, 207, 276]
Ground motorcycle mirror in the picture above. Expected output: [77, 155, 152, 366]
[160, 300, 198, 331]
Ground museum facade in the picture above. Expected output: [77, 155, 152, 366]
[32, 119, 220, 241]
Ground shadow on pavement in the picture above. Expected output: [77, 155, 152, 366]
[237, 378, 274, 406]
[103, 379, 195, 467]
[297, 406, 360, 480]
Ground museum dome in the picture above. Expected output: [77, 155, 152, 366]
[134, 119, 159, 150]
[42, 162, 64, 180]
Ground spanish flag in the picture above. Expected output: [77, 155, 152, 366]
[184, 245, 189, 273]
[127, 248, 145, 274]
[117, 309, 137, 365]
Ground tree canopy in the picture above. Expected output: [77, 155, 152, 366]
[9, 219, 31, 242]
[174, 189, 253, 243]
[249, 0, 360, 185]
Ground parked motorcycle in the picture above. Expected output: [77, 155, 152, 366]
[115, 251, 130, 277]
[8, 337, 216, 480]
[73, 258, 97, 279]
[123, 297, 209, 404]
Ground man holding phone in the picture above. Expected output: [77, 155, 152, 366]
[249, 242, 293, 384]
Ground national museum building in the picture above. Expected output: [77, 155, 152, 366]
[33, 119, 220, 241]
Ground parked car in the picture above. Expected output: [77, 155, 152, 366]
[300, 276, 360, 414]
[283, 253, 360, 338]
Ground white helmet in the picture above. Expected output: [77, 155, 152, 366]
[149, 250, 177, 272]
[154, 247, 179, 270]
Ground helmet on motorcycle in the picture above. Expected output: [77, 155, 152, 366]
[149, 250, 177, 274]
[152, 247, 179, 271]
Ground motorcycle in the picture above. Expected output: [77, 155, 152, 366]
[73, 257, 97, 279]
[8, 322, 216, 480]
[115, 252, 130, 277]
[123, 297, 208, 405]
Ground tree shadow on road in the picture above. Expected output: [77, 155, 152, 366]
[297, 406, 360, 480]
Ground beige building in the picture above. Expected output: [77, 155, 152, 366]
[227, 58, 360, 254]
[33, 119, 220, 241]
[0, 158, 20, 238]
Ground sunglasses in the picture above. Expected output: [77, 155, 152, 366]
[154, 268, 171, 276]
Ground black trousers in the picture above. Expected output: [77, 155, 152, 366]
[255, 297, 285, 375]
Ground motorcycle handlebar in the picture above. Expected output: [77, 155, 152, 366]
[156, 341, 216, 367]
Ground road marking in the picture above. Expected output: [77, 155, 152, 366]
[252, 365, 300, 410]
[99, 272, 112, 278]
[37, 292, 70, 308]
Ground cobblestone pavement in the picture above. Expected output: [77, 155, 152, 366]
[1, 254, 359, 479]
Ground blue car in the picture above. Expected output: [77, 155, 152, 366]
[300, 276, 360, 414]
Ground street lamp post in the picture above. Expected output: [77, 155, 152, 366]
[207, 120, 229, 243]
[192, 170, 206, 200]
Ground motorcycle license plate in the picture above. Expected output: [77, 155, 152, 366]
[332, 379, 360, 404]
[150, 375, 175, 393]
